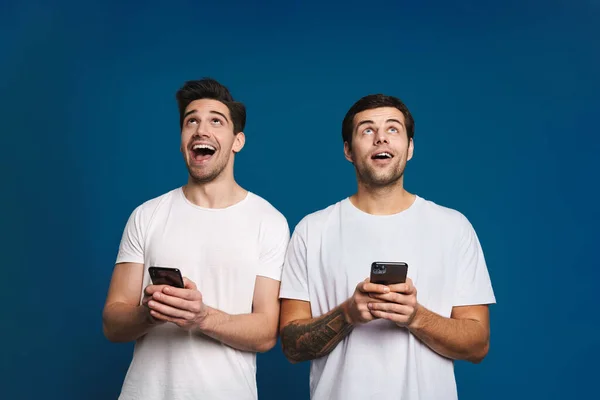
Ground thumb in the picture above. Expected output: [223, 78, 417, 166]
[183, 277, 197, 290]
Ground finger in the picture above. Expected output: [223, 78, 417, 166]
[152, 292, 191, 310]
[145, 284, 169, 296]
[368, 302, 412, 315]
[149, 310, 184, 325]
[387, 282, 412, 293]
[153, 292, 203, 313]
[367, 293, 388, 300]
[404, 278, 416, 294]
[359, 281, 390, 294]
[147, 310, 165, 324]
[162, 285, 202, 301]
[148, 299, 195, 320]
[369, 310, 410, 324]
[183, 277, 197, 290]
[407, 280, 417, 295]
[371, 292, 410, 304]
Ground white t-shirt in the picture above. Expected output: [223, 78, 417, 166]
[279, 195, 496, 400]
[115, 187, 290, 400]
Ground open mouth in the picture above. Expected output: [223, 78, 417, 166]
[190, 143, 216, 163]
[371, 152, 393, 160]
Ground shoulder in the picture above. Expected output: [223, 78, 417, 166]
[129, 188, 180, 223]
[415, 196, 475, 236]
[418, 197, 469, 222]
[293, 199, 345, 236]
[246, 192, 289, 231]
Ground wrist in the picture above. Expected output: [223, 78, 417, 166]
[407, 303, 423, 331]
[340, 300, 355, 326]
[194, 306, 213, 333]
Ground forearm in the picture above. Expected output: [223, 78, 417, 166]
[280, 302, 353, 363]
[102, 302, 154, 343]
[197, 306, 278, 353]
[408, 305, 489, 363]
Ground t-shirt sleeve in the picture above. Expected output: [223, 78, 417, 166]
[115, 206, 145, 265]
[453, 215, 496, 307]
[256, 213, 291, 281]
[279, 219, 310, 301]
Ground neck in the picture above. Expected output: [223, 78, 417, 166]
[350, 177, 416, 215]
[183, 173, 247, 209]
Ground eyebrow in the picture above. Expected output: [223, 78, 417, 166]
[356, 118, 404, 130]
[183, 109, 229, 123]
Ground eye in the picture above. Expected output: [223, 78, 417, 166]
[186, 118, 198, 125]
[211, 118, 223, 126]
[388, 127, 399, 134]
[363, 128, 374, 135]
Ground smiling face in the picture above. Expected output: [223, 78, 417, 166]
[180, 98, 245, 183]
[344, 106, 414, 188]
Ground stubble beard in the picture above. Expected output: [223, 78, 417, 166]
[185, 153, 229, 184]
[355, 157, 407, 189]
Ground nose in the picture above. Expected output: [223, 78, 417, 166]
[374, 128, 389, 145]
[195, 120, 212, 137]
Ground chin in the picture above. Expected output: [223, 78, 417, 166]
[189, 161, 232, 183]
[185, 166, 216, 183]
[362, 171, 404, 188]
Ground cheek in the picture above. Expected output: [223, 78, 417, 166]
[350, 143, 370, 160]
[392, 138, 409, 152]
[181, 130, 191, 144]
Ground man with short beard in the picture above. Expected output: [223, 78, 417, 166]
[278, 94, 496, 400]
[102, 78, 290, 400]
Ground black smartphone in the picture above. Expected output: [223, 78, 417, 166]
[148, 266, 185, 288]
[370, 262, 408, 285]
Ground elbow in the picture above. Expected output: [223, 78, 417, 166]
[255, 336, 278, 353]
[102, 321, 124, 343]
[281, 346, 301, 364]
[279, 330, 297, 363]
[467, 341, 489, 364]
[102, 310, 128, 343]
[102, 311, 117, 342]
[102, 322, 117, 342]
[256, 339, 277, 353]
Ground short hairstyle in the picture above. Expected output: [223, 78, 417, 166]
[175, 78, 246, 134]
[342, 94, 415, 148]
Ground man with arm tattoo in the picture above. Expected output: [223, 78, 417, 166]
[278, 94, 496, 400]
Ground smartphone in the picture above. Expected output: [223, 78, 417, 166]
[148, 266, 185, 288]
[370, 262, 408, 285]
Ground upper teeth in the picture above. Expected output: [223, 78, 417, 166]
[193, 144, 215, 151]
[377, 152, 392, 158]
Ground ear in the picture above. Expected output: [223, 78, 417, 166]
[232, 132, 245, 153]
[344, 141, 354, 163]
[407, 138, 414, 161]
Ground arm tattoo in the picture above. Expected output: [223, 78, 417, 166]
[281, 307, 354, 362]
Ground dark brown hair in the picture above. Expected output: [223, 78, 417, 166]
[342, 94, 414, 148]
[175, 78, 246, 133]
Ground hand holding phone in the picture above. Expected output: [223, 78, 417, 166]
[367, 261, 418, 327]
[140, 267, 184, 325]
[144, 273, 209, 332]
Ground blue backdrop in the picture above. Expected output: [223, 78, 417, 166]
[2, 0, 598, 399]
